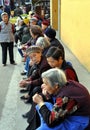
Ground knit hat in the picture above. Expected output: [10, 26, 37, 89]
[30, 17, 38, 23]
[26, 46, 42, 55]
[44, 28, 56, 39]
[33, 14, 40, 20]
[1, 12, 8, 17]
[42, 20, 49, 26]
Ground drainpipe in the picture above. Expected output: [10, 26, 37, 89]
[58, 0, 61, 39]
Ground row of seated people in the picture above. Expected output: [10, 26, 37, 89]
[17, 23, 90, 130]
[14, 15, 50, 65]
[19, 26, 64, 76]
[14, 11, 50, 47]
[16, 18, 52, 73]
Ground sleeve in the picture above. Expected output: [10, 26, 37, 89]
[30, 60, 51, 87]
[30, 77, 43, 87]
[65, 69, 79, 81]
[29, 69, 42, 86]
[0, 24, 1, 31]
[39, 96, 79, 127]
[11, 24, 15, 33]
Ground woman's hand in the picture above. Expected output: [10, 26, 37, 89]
[19, 80, 28, 87]
[33, 93, 44, 107]
[42, 87, 48, 96]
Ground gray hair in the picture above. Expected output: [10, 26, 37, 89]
[42, 68, 67, 88]
[36, 37, 50, 49]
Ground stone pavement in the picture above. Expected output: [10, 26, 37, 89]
[0, 47, 31, 130]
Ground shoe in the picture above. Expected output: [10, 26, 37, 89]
[24, 99, 32, 104]
[22, 111, 30, 119]
[22, 113, 28, 118]
[23, 77, 27, 80]
[20, 95, 29, 100]
[20, 89, 28, 93]
[14, 44, 17, 47]
[21, 71, 27, 75]
[2, 64, 6, 67]
[11, 62, 17, 65]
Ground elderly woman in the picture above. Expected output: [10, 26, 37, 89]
[20, 25, 44, 75]
[0, 12, 16, 66]
[36, 36, 50, 55]
[33, 68, 90, 130]
[19, 46, 51, 101]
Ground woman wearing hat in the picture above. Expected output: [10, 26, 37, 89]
[44, 28, 65, 57]
[19, 45, 51, 101]
[41, 20, 50, 33]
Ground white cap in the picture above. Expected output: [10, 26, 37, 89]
[1, 12, 8, 17]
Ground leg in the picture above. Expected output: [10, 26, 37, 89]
[24, 56, 30, 75]
[8, 42, 15, 64]
[18, 48, 24, 57]
[25, 102, 40, 130]
[25, 86, 42, 104]
[14, 32, 19, 44]
[1, 43, 7, 64]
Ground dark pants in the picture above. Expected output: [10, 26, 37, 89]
[1, 42, 15, 64]
[26, 102, 40, 130]
[27, 86, 42, 103]
[85, 122, 90, 130]
[14, 32, 22, 44]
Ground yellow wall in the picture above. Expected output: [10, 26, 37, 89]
[50, 0, 58, 29]
[60, 0, 90, 71]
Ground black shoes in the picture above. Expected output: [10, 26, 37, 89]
[2, 62, 17, 66]
[21, 71, 27, 76]
[14, 44, 17, 47]
[2, 64, 6, 67]
[24, 99, 32, 104]
[22, 111, 30, 119]
[22, 113, 28, 118]
[20, 89, 28, 93]
[20, 95, 29, 100]
[11, 62, 17, 65]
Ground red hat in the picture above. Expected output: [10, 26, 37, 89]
[33, 14, 40, 20]
[42, 20, 49, 26]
